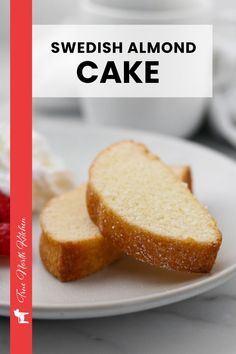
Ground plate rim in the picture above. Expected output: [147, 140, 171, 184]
[36, 116, 236, 169]
[1, 268, 236, 319]
[1, 120, 236, 318]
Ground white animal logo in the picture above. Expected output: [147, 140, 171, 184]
[14, 309, 29, 324]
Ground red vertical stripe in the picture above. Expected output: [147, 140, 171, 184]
[10, 0, 32, 353]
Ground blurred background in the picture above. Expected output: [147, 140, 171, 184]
[1, 1, 236, 353]
[1, 0, 236, 157]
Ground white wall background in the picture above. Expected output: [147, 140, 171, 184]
[0, 0, 9, 44]
[0, 0, 235, 103]
[33, 0, 78, 24]
[1, 0, 235, 56]
[0, 0, 236, 44]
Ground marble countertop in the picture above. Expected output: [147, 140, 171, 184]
[23, 276, 236, 354]
[1, 276, 236, 353]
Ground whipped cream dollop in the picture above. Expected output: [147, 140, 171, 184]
[32, 131, 75, 212]
[0, 120, 75, 212]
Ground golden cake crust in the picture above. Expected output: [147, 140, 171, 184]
[87, 141, 222, 273]
[39, 230, 122, 282]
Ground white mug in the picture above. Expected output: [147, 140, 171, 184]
[79, 0, 212, 137]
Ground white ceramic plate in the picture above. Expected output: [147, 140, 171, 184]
[1, 117, 236, 319]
